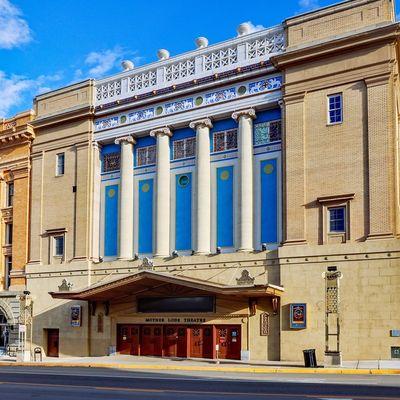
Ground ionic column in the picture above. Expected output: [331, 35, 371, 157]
[190, 118, 213, 254]
[232, 109, 256, 252]
[150, 127, 172, 257]
[114, 135, 136, 260]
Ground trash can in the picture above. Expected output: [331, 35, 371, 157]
[303, 349, 317, 367]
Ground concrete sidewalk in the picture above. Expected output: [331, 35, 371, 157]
[1, 355, 400, 375]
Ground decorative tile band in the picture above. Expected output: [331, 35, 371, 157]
[94, 75, 282, 132]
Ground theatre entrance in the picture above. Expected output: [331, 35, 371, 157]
[116, 324, 240, 360]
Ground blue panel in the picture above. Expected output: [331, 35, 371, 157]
[171, 127, 195, 141]
[104, 185, 118, 257]
[102, 143, 120, 155]
[255, 108, 281, 124]
[175, 173, 192, 250]
[217, 166, 234, 247]
[138, 179, 153, 253]
[261, 159, 278, 243]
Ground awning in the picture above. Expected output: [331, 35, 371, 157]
[50, 270, 284, 301]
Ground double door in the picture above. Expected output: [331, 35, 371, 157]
[216, 325, 241, 360]
[117, 325, 140, 355]
[189, 326, 213, 359]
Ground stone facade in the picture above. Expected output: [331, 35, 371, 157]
[23, 0, 400, 362]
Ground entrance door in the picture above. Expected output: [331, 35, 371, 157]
[47, 329, 59, 357]
[117, 325, 140, 355]
[163, 326, 187, 358]
[216, 325, 241, 360]
[189, 326, 213, 359]
[141, 325, 162, 356]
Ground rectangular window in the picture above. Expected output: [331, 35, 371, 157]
[4, 256, 12, 289]
[102, 152, 120, 173]
[54, 235, 64, 257]
[254, 120, 282, 146]
[6, 182, 14, 207]
[213, 129, 237, 152]
[5, 224, 12, 245]
[137, 145, 156, 167]
[173, 137, 196, 160]
[328, 94, 343, 124]
[56, 153, 65, 176]
[329, 207, 346, 233]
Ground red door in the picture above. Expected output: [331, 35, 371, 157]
[47, 329, 59, 357]
[163, 326, 187, 358]
[117, 325, 140, 355]
[189, 326, 213, 359]
[141, 325, 163, 356]
[216, 325, 241, 360]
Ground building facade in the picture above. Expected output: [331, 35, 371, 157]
[26, 0, 400, 363]
[0, 111, 34, 356]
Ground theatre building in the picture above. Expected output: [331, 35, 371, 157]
[26, 0, 400, 363]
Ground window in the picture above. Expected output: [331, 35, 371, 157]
[56, 153, 65, 176]
[6, 182, 14, 207]
[137, 145, 156, 167]
[4, 256, 12, 289]
[328, 94, 343, 124]
[102, 152, 120, 173]
[173, 137, 196, 160]
[254, 120, 282, 146]
[213, 129, 237, 152]
[329, 207, 346, 233]
[54, 235, 64, 257]
[5, 224, 12, 245]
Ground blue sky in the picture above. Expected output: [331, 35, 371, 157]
[0, 0, 397, 118]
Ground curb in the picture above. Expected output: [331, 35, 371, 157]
[1, 362, 400, 375]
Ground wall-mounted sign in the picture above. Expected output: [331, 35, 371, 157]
[71, 305, 82, 327]
[391, 347, 400, 359]
[290, 303, 307, 329]
[260, 312, 270, 336]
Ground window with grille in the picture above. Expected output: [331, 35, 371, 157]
[56, 153, 65, 176]
[254, 120, 282, 146]
[6, 182, 14, 207]
[137, 145, 156, 167]
[173, 137, 196, 160]
[329, 207, 346, 233]
[213, 129, 237, 152]
[54, 235, 65, 257]
[102, 152, 120, 173]
[328, 94, 343, 124]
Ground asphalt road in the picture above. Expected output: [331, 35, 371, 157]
[0, 366, 399, 399]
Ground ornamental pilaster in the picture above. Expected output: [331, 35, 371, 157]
[115, 135, 136, 260]
[151, 127, 173, 257]
[232, 109, 256, 251]
[190, 118, 213, 254]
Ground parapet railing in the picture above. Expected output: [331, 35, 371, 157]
[95, 25, 285, 106]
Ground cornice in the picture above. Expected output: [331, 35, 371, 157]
[31, 105, 95, 130]
[272, 23, 399, 69]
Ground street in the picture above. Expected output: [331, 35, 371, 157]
[0, 366, 399, 399]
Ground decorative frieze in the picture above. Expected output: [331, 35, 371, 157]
[94, 75, 282, 132]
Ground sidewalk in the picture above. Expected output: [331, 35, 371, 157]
[1, 355, 400, 375]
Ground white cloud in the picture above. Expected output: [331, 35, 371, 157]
[84, 47, 125, 78]
[298, 0, 320, 11]
[0, 71, 62, 118]
[0, 0, 32, 49]
[243, 21, 266, 34]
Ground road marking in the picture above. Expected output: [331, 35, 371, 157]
[0, 380, 396, 399]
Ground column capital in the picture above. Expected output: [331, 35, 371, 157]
[150, 127, 172, 138]
[115, 135, 136, 145]
[232, 108, 256, 122]
[189, 118, 213, 130]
